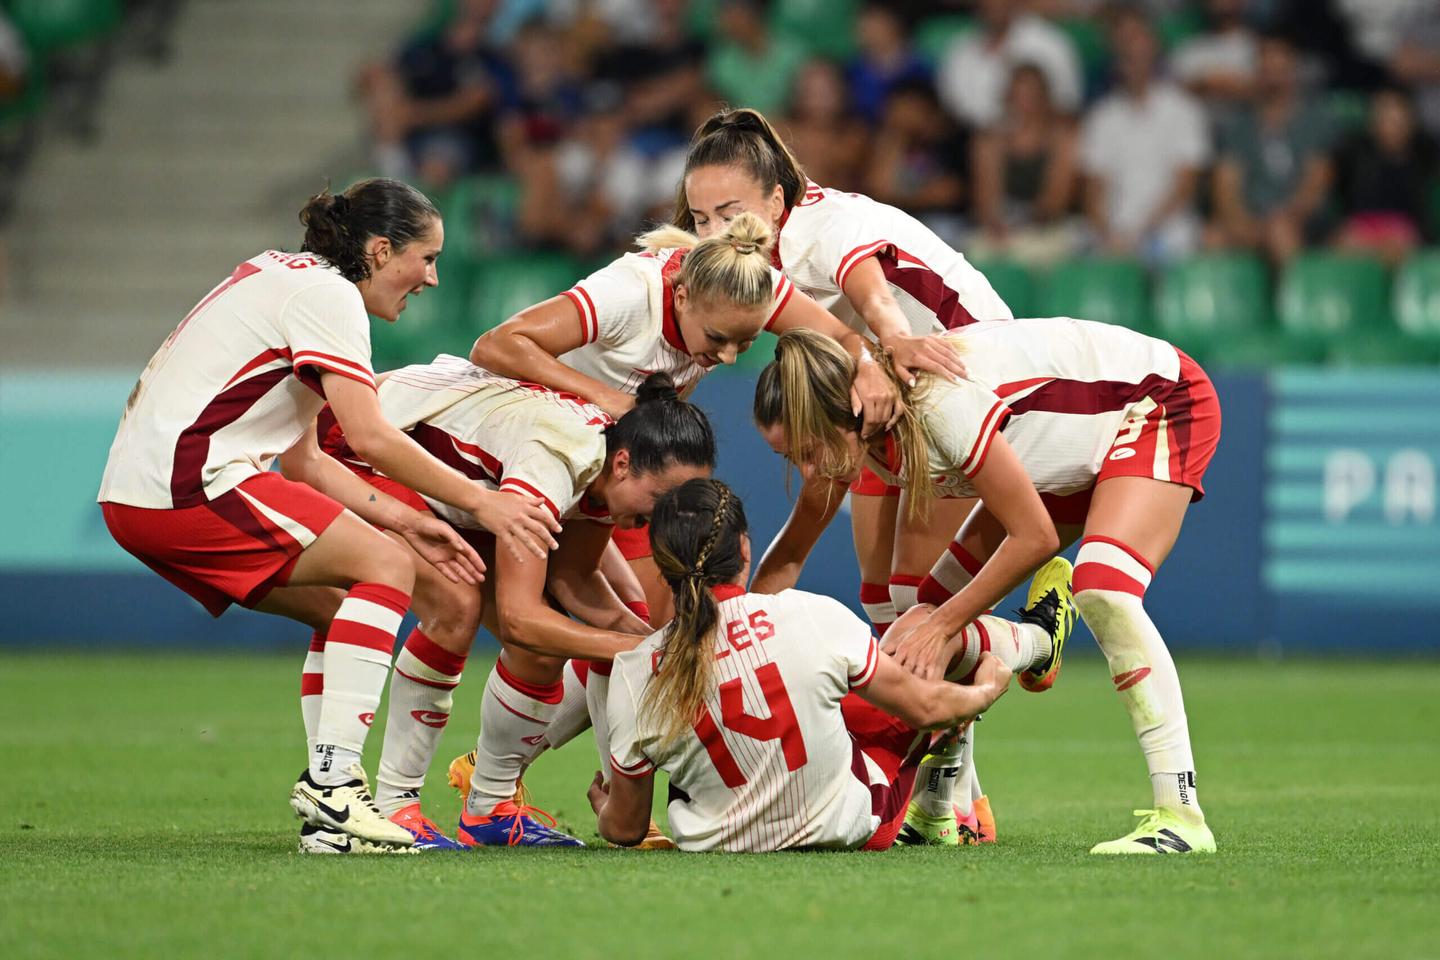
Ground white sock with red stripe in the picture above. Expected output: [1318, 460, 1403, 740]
[859, 582, 896, 637]
[584, 663, 613, 783]
[300, 630, 325, 755]
[540, 659, 594, 752]
[466, 660, 563, 815]
[1073, 536, 1203, 823]
[918, 540, 985, 608]
[311, 583, 409, 786]
[888, 573, 923, 616]
[375, 628, 466, 816]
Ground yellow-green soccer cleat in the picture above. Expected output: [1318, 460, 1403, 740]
[1089, 809, 1217, 855]
[1017, 557, 1077, 693]
[897, 800, 961, 846]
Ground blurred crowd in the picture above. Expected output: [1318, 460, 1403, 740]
[356, 0, 1440, 269]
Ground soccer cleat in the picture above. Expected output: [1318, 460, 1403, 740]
[289, 765, 415, 849]
[897, 800, 960, 846]
[629, 819, 678, 851]
[389, 802, 465, 851]
[1089, 809, 1217, 855]
[297, 822, 413, 855]
[1017, 557, 1077, 693]
[447, 750, 476, 796]
[972, 794, 997, 843]
[456, 799, 586, 848]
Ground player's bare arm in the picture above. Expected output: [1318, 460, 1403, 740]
[840, 255, 968, 384]
[589, 769, 653, 847]
[750, 472, 849, 594]
[545, 521, 651, 635]
[859, 650, 1011, 730]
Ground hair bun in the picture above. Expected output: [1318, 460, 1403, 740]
[330, 193, 350, 217]
[635, 372, 680, 405]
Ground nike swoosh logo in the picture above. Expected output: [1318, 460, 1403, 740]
[315, 835, 351, 853]
[301, 789, 350, 824]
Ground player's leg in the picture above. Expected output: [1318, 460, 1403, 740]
[850, 477, 901, 636]
[251, 585, 344, 757]
[459, 645, 584, 847]
[889, 496, 976, 617]
[602, 533, 659, 626]
[1077, 477, 1215, 854]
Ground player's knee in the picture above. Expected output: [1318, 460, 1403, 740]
[359, 535, 415, 594]
[423, 582, 481, 648]
[1073, 586, 1126, 634]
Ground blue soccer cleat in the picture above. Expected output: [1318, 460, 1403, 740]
[389, 802, 466, 851]
[456, 799, 585, 848]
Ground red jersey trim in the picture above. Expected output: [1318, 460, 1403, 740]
[293, 351, 377, 390]
[711, 584, 746, 602]
[610, 755, 656, 779]
[660, 250, 691, 355]
[960, 400, 1012, 478]
[835, 240, 891, 291]
[223, 347, 292, 389]
[499, 478, 561, 522]
[763, 276, 795, 331]
[564, 287, 599, 344]
[849, 637, 880, 689]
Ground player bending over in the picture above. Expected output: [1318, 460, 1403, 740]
[590, 478, 1074, 852]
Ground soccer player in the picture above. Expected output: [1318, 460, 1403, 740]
[467, 211, 904, 626]
[315, 361, 713, 848]
[97, 179, 559, 852]
[752, 325, 1223, 855]
[590, 478, 1075, 852]
[676, 107, 1013, 838]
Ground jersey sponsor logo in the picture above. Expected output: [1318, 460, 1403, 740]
[411, 710, 449, 729]
[1108, 447, 1138, 461]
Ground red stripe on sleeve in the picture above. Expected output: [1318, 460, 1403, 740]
[499, 478, 561, 522]
[764, 277, 795, 331]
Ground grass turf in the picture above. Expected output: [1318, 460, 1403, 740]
[1, 652, 1436, 959]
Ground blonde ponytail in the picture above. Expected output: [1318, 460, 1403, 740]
[754, 329, 938, 520]
[635, 211, 776, 310]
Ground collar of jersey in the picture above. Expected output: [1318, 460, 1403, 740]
[660, 250, 690, 355]
[711, 584, 746, 601]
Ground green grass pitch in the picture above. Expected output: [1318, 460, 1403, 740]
[1, 652, 1436, 959]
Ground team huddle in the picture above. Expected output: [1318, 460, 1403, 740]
[98, 108, 1219, 856]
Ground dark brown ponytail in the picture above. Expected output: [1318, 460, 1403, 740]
[299, 177, 440, 283]
[672, 107, 809, 232]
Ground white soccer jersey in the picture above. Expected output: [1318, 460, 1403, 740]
[608, 586, 890, 853]
[865, 318, 1185, 498]
[366, 355, 614, 527]
[554, 248, 794, 395]
[98, 251, 375, 509]
[774, 182, 1013, 337]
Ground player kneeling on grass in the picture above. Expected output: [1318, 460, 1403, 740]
[590, 478, 1073, 852]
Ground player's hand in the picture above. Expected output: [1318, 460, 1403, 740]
[973, 651, 1012, 705]
[598, 388, 637, 421]
[885, 617, 950, 682]
[883, 333, 968, 384]
[402, 514, 486, 585]
[850, 359, 903, 437]
[586, 770, 610, 816]
[472, 489, 562, 562]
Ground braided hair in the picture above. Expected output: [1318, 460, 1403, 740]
[644, 478, 749, 747]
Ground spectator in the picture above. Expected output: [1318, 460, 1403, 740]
[1171, 0, 1259, 110]
[863, 80, 969, 245]
[0, 10, 27, 104]
[706, 0, 808, 116]
[358, 0, 509, 187]
[1209, 33, 1334, 266]
[936, 0, 1082, 130]
[1333, 86, 1437, 266]
[1384, 1, 1440, 137]
[970, 64, 1082, 268]
[1080, 8, 1211, 263]
[592, 0, 706, 147]
[780, 59, 869, 191]
[844, 4, 931, 125]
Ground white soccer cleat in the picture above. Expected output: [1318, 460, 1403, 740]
[289, 763, 415, 849]
[297, 822, 414, 855]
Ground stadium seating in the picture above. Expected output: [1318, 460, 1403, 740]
[6, 0, 121, 53]
[1276, 253, 1391, 340]
[1154, 254, 1270, 358]
[1039, 257, 1150, 331]
[770, 0, 859, 59]
[914, 15, 974, 65]
[370, 261, 474, 370]
[1394, 250, 1440, 342]
[968, 257, 1036, 319]
[467, 252, 582, 335]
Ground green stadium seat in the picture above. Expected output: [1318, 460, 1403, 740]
[769, 0, 859, 60]
[1039, 258, 1150, 331]
[7, 0, 121, 54]
[467, 253, 583, 335]
[1157, 9, 1204, 50]
[1195, 330, 1327, 369]
[435, 174, 521, 264]
[1276, 253, 1391, 342]
[1058, 18, 1109, 77]
[1326, 333, 1440, 367]
[1325, 89, 1370, 138]
[914, 15, 975, 65]
[968, 257, 1036, 318]
[1154, 254, 1270, 356]
[1394, 250, 1440, 342]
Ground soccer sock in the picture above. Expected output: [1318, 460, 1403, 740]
[466, 660, 563, 814]
[623, 599, 652, 627]
[888, 574, 923, 616]
[941, 616, 1050, 679]
[375, 628, 466, 815]
[1073, 536, 1202, 823]
[311, 583, 409, 785]
[300, 630, 325, 754]
[585, 663, 613, 783]
[541, 659, 594, 752]
[859, 582, 896, 637]
[918, 540, 984, 607]
[913, 729, 964, 818]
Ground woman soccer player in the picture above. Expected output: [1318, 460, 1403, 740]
[332, 363, 716, 847]
[97, 179, 559, 852]
[751, 325, 1222, 855]
[589, 478, 1074, 852]
[468, 212, 903, 626]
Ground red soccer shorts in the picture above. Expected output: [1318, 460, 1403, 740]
[1096, 350, 1221, 501]
[102, 472, 345, 617]
[841, 693, 927, 851]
